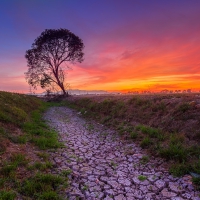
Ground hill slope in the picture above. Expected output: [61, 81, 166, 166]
[0, 92, 67, 199]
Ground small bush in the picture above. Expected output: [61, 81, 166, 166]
[159, 143, 187, 162]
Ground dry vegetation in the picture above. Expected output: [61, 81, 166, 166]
[64, 93, 200, 189]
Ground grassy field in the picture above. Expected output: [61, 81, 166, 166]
[64, 94, 200, 189]
[0, 91, 68, 200]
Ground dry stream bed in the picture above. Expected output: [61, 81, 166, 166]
[44, 106, 200, 200]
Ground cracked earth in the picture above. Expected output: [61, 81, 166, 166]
[44, 107, 200, 200]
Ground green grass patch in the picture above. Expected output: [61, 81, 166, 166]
[0, 190, 16, 200]
[28, 161, 53, 171]
[23, 108, 62, 150]
[169, 162, 190, 177]
[130, 131, 138, 139]
[37, 152, 49, 161]
[0, 91, 41, 126]
[140, 156, 149, 165]
[135, 124, 160, 138]
[140, 137, 151, 148]
[20, 173, 64, 199]
[192, 177, 200, 190]
[138, 175, 147, 181]
[1, 153, 28, 177]
[61, 169, 72, 177]
[159, 143, 187, 162]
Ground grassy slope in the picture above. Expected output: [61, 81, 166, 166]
[65, 94, 200, 189]
[0, 91, 68, 200]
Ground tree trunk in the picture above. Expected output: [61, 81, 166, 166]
[54, 71, 68, 97]
[59, 83, 68, 96]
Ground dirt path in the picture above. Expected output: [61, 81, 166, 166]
[44, 107, 200, 200]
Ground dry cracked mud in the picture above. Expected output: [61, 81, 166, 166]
[44, 107, 200, 200]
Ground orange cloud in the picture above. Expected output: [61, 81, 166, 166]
[67, 34, 200, 92]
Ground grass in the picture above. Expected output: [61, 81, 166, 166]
[130, 131, 138, 139]
[192, 177, 200, 190]
[20, 173, 64, 199]
[0, 91, 41, 126]
[1, 153, 28, 177]
[0, 92, 70, 199]
[159, 143, 187, 162]
[37, 152, 50, 161]
[140, 155, 149, 164]
[61, 169, 72, 177]
[140, 137, 151, 148]
[169, 163, 190, 177]
[110, 161, 118, 169]
[0, 190, 16, 200]
[85, 123, 94, 131]
[82, 184, 89, 191]
[138, 175, 147, 181]
[23, 109, 62, 150]
[28, 161, 53, 171]
[135, 124, 161, 139]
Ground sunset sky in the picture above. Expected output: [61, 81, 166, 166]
[0, 0, 200, 93]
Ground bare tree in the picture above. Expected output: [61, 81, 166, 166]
[25, 29, 84, 96]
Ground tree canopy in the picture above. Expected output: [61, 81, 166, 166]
[25, 28, 84, 95]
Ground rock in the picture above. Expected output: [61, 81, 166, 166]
[161, 188, 177, 198]
[168, 182, 182, 193]
[114, 194, 126, 200]
[118, 178, 131, 186]
[155, 180, 166, 190]
[107, 180, 119, 189]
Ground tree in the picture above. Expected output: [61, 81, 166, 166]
[25, 29, 84, 96]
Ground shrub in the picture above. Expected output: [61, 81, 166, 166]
[169, 163, 190, 177]
[159, 143, 187, 162]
